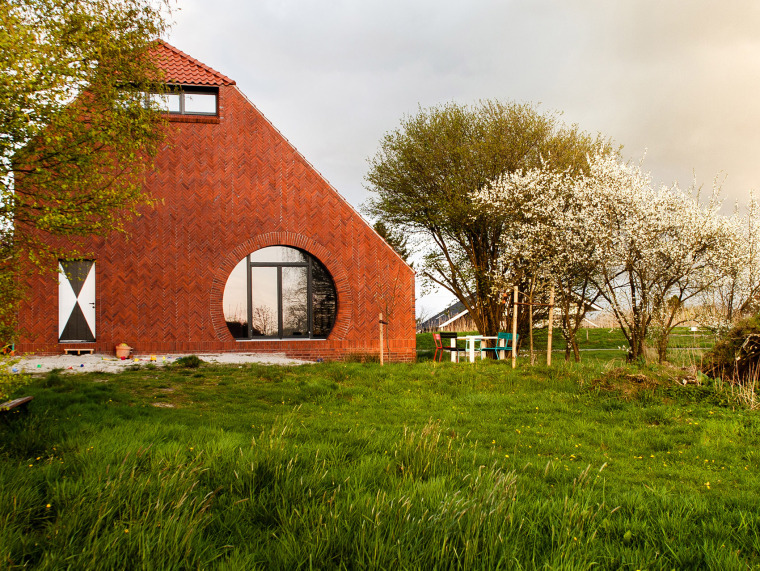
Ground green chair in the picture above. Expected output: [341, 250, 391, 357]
[480, 332, 518, 360]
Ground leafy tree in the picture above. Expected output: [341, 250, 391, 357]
[1, 0, 169, 341]
[364, 100, 608, 338]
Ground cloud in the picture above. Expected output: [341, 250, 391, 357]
[168, 0, 760, 310]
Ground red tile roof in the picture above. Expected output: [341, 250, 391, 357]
[151, 40, 235, 86]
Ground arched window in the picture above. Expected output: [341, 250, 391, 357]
[222, 246, 337, 339]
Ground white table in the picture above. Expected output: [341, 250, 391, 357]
[453, 335, 505, 363]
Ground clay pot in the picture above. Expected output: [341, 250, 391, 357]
[115, 344, 132, 359]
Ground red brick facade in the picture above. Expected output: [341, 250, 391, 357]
[16, 44, 416, 361]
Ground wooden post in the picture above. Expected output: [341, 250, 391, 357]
[528, 280, 535, 366]
[512, 286, 518, 369]
[547, 286, 555, 366]
[379, 312, 384, 366]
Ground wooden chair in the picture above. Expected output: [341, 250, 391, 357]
[438, 332, 467, 362]
[480, 332, 518, 360]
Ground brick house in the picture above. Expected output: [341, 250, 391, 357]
[16, 41, 416, 362]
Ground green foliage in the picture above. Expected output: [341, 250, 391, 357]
[364, 100, 611, 337]
[1, 359, 759, 567]
[0, 0, 169, 338]
[702, 312, 760, 381]
[174, 355, 203, 369]
[0, 262, 20, 345]
[0, 354, 30, 401]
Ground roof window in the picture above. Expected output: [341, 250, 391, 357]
[145, 85, 218, 116]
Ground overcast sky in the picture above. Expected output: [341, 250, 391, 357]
[167, 0, 760, 315]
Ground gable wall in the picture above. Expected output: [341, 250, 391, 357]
[16, 85, 416, 361]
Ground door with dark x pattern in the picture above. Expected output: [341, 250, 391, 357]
[58, 260, 96, 342]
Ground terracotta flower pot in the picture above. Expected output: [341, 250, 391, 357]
[115, 344, 132, 359]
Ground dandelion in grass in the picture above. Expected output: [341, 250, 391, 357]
[46, 504, 51, 509]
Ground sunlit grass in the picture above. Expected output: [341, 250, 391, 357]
[1, 357, 758, 569]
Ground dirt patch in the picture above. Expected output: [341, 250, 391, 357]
[590, 366, 691, 400]
[8, 352, 310, 375]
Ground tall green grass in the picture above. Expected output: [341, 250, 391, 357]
[1, 359, 759, 569]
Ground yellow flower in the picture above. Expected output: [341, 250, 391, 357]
[46, 504, 51, 509]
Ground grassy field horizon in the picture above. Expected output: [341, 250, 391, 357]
[1, 341, 758, 569]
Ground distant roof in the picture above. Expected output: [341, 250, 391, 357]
[151, 40, 235, 86]
[417, 300, 467, 331]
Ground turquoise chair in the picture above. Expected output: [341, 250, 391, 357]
[480, 332, 518, 360]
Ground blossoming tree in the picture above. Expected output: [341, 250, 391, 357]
[477, 166, 603, 361]
[580, 155, 745, 361]
[481, 153, 746, 363]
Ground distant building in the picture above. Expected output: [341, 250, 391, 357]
[418, 296, 603, 333]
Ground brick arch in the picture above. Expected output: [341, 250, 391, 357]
[210, 232, 353, 341]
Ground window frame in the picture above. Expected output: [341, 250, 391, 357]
[144, 85, 219, 116]
[225, 247, 337, 340]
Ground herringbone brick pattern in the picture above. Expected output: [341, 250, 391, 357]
[17, 80, 416, 361]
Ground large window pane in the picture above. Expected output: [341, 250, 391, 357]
[184, 92, 217, 115]
[251, 267, 279, 336]
[282, 267, 308, 337]
[223, 259, 248, 338]
[312, 260, 337, 337]
[149, 92, 181, 113]
[222, 246, 337, 339]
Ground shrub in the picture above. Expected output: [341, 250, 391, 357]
[702, 312, 760, 382]
[175, 355, 203, 369]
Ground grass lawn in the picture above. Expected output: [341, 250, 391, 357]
[1, 355, 759, 569]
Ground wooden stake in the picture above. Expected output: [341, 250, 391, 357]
[547, 286, 555, 366]
[379, 312, 384, 366]
[512, 286, 518, 369]
[528, 279, 535, 366]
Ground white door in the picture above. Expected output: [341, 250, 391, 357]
[59, 260, 96, 342]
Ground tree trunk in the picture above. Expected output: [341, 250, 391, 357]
[571, 338, 580, 362]
[657, 337, 668, 364]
